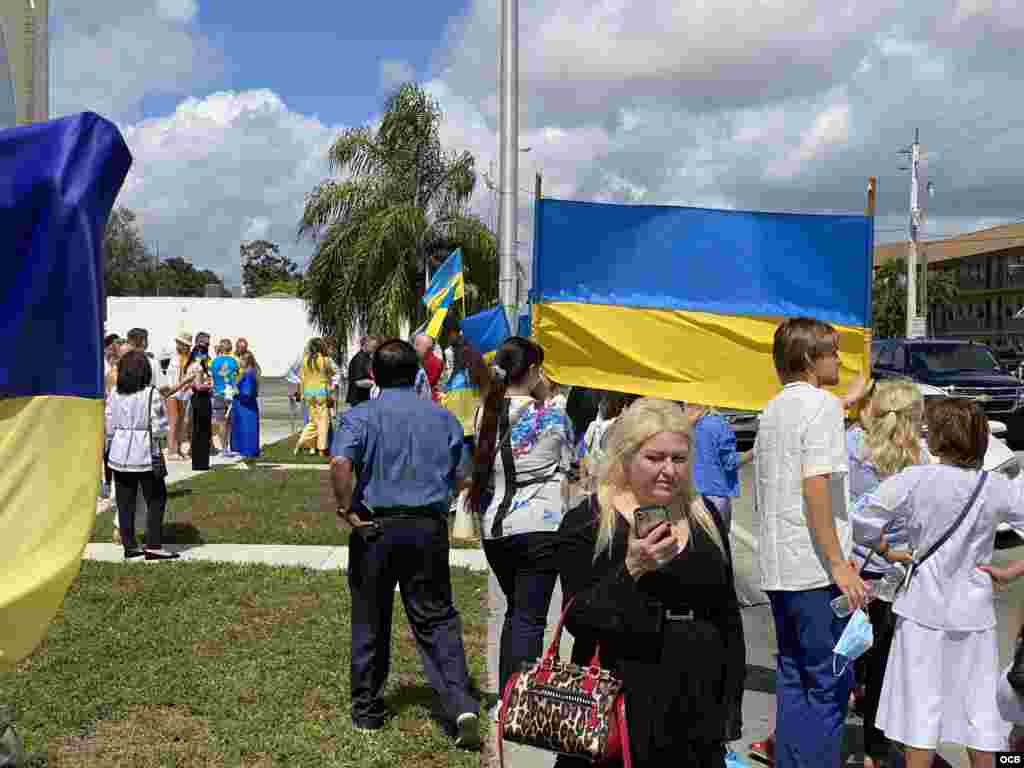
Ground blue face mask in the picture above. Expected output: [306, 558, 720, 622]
[833, 608, 874, 677]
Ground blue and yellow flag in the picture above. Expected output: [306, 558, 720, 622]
[517, 305, 531, 339]
[0, 113, 132, 670]
[423, 248, 465, 338]
[460, 305, 511, 361]
[531, 199, 873, 411]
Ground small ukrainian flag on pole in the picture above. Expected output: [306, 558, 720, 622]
[423, 248, 465, 338]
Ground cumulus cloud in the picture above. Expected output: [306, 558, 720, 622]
[48, 0, 1024, 293]
[424, 0, 1024, 247]
[51, 0, 223, 122]
[115, 90, 345, 286]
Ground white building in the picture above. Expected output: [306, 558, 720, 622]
[105, 297, 361, 378]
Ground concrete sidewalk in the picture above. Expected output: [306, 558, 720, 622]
[83, 542, 489, 571]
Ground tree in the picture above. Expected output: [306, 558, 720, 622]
[151, 257, 228, 296]
[298, 82, 498, 341]
[873, 257, 959, 339]
[102, 206, 229, 296]
[103, 207, 154, 296]
[240, 240, 302, 297]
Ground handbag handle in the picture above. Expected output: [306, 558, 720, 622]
[543, 596, 605, 673]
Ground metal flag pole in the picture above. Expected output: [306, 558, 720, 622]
[498, 0, 519, 331]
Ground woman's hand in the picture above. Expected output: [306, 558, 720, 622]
[978, 560, 1024, 591]
[625, 523, 683, 580]
[842, 374, 871, 410]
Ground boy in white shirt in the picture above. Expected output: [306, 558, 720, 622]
[754, 317, 869, 768]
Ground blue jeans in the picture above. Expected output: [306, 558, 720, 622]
[483, 533, 559, 696]
[767, 586, 852, 768]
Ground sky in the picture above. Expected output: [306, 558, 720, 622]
[24, 0, 1024, 287]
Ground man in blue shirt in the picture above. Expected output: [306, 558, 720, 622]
[330, 338, 479, 748]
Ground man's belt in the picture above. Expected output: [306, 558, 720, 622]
[371, 504, 447, 519]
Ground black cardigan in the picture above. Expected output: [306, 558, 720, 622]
[556, 496, 745, 748]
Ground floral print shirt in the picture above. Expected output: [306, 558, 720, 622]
[479, 395, 576, 539]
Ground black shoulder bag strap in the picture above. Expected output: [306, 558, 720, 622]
[490, 398, 516, 538]
[899, 470, 988, 595]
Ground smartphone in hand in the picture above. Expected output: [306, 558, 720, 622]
[633, 505, 671, 538]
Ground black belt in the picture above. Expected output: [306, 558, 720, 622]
[371, 505, 446, 520]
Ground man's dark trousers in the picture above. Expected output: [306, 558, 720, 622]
[347, 514, 478, 729]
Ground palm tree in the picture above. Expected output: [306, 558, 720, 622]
[872, 256, 958, 338]
[298, 83, 498, 343]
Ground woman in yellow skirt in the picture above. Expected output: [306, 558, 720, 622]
[294, 338, 337, 456]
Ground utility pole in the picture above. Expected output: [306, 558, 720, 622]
[497, 0, 519, 330]
[866, 177, 877, 360]
[899, 129, 923, 338]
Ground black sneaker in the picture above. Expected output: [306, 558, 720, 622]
[124, 548, 145, 560]
[144, 548, 181, 561]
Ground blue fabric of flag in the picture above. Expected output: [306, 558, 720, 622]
[532, 198, 872, 328]
[460, 305, 511, 358]
[0, 112, 132, 399]
[517, 306, 531, 338]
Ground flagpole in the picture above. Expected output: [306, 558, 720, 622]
[498, 0, 519, 331]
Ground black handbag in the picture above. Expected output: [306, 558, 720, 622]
[148, 388, 168, 480]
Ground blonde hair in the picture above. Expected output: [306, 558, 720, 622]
[594, 398, 724, 560]
[863, 378, 924, 476]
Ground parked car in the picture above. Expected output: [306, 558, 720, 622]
[872, 338, 1024, 443]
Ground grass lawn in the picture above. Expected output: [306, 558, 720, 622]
[1, 561, 488, 767]
[91, 465, 481, 549]
[247, 434, 332, 466]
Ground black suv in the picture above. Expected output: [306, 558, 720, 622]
[872, 338, 1024, 439]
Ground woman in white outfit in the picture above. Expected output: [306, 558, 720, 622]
[853, 398, 1024, 768]
[105, 350, 179, 561]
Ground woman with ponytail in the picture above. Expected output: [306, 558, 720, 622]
[468, 337, 575, 715]
[848, 378, 928, 768]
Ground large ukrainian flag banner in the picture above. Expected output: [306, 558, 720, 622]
[423, 248, 466, 338]
[531, 199, 873, 411]
[0, 113, 132, 670]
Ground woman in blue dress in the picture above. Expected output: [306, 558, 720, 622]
[230, 352, 261, 457]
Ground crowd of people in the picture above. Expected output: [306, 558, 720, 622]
[324, 316, 1024, 767]
[95, 315, 1024, 764]
[100, 327, 263, 553]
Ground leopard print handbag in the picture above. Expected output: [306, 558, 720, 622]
[498, 598, 631, 767]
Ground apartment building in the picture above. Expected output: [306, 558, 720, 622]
[874, 222, 1024, 359]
